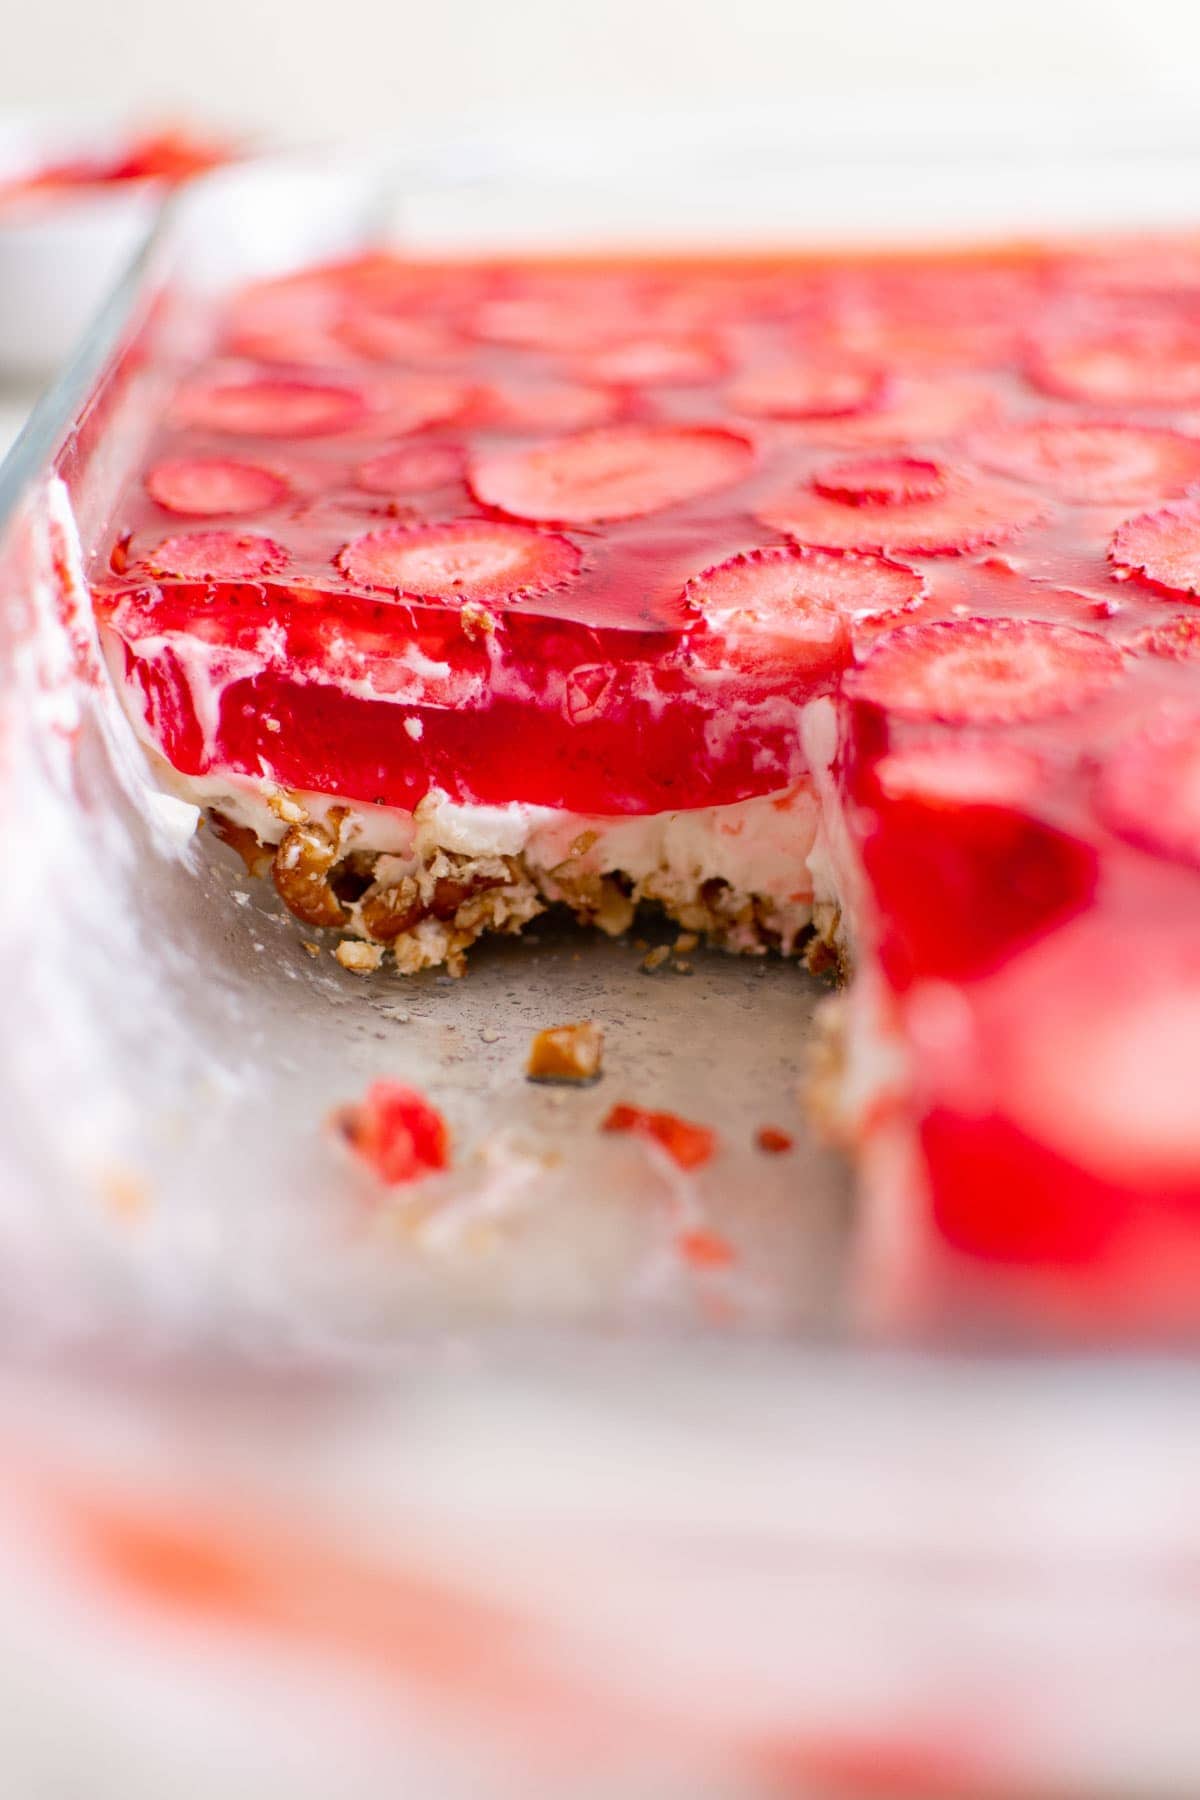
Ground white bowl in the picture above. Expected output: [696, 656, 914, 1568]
[0, 119, 180, 376]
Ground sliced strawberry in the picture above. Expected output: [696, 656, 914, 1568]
[333, 1080, 450, 1185]
[755, 471, 1045, 556]
[1109, 496, 1200, 598]
[872, 740, 1043, 808]
[354, 443, 463, 496]
[334, 312, 465, 366]
[686, 543, 924, 636]
[811, 455, 946, 506]
[1097, 712, 1200, 869]
[932, 917, 1200, 1201]
[864, 787, 1097, 986]
[573, 335, 726, 387]
[601, 1102, 717, 1171]
[1029, 334, 1200, 407]
[683, 547, 854, 678]
[226, 322, 347, 366]
[792, 375, 997, 447]
[1128, 615, 1200, 660]
[848, 617, 1126, 724]
[336, 519, 581, 604]
[469, 296, 622, 352]
[145, 457, 289, 517]
[968, 420, 1200, 504]
[727, 359, 884, 420]
[370, 375, 475, 436]
[176, 376, 367, 438]
[146, 531, 288, 582]
[476, 381, 621, 434]
[825, 313, 1021, 368]
[469, 425, 754, 524]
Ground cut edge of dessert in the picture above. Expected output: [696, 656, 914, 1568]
[201, 774, 825, 979]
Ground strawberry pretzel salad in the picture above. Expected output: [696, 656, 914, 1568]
[89, 241, 1200, 1317]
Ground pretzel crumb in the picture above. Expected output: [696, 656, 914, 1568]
[526, 1020, 605, 1085]
[335, 940, 384, 975]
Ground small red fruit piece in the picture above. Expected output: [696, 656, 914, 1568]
[336, 519, 582, 604]
[146, 531, 288, 581]
[811, 456, 947, 506]
[755, 473, 1045, 556]
[755, 1126, 794, 1154]
[1109, 495, 1200, 598]
[354, 443, 463, 495]
[1029, 335, 1200, 408]
[145, 457, 289, 517]
[968, 420, 1200, 505]
[1096, 713, 1200, 870]
[602, 1102, 717, 1171]
[176, 376, 367, 438]
[677, 1227, 737, 1267]
[575, 335, 726, 387]
[728, 359, 884, 420]
[848, 617, 1126, 724]
[333, 1080, 450, 1185]
[470, 425, 754, 524]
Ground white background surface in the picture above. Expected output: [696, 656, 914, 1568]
[3, 0, 1200, 144]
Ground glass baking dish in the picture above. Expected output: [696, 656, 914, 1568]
[4, 124, 1200, 1797]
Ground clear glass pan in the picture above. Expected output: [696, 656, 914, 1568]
[3, 123, 1200, 1797]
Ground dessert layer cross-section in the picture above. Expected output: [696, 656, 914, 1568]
[91, 241, 1200, 1295]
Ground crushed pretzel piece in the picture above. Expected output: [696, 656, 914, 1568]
[209, 809, 273, 879]
[360, 874, 423, 941]
[459, 602, 497, 641]
[266, 789, 308, 826]
[272, 816, 347, 928]
[674, 931, 699, 954]
[641, 944, 670, 973]
[335, 940, 384, 975]
[526, 1020, 605, 1085]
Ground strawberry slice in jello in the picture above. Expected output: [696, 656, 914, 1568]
[756, 462, 1047, 557]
